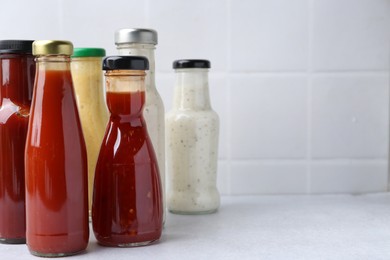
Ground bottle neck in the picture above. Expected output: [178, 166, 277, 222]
[173, 69, 211, 110]
[71, 57, 105, 110]
[105, 70, 146, 118]
[116, 43, 156, 91]
[0, 54, 35, 106]
[35, 55, 71, 72]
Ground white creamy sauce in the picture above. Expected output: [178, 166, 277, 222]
[166, 70, 220, 214]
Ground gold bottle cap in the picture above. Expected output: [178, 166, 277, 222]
[33, 40, 73, 56]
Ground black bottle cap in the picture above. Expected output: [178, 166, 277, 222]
[0, 40, 34, 54]
[173, 59, 211, 69]
[103, 56, 149, 71]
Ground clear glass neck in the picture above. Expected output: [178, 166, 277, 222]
[35, 55, 71, 71]
[116, 43, 155, 90]
[104, 70, 146, 93]
[173, 68, 211, 110]
[105, 70, 146, 119]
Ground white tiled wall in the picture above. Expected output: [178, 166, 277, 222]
[311, 0, 390, 71]
[230, 75, 308, 159]
[311, 74, 389, 158]
[1, 0, 389, 194]
[230, 0, 309, 71]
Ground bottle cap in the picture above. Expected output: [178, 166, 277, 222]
[33, 40, 73, 56]
[0, 40, 34, 54]
[103, 56, 149, 71]
[173, 59, 211, 69]
[72, 48, 106, 57]
[115, 28, 158, 45]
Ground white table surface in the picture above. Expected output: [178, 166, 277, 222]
[1, 194, 390, 260]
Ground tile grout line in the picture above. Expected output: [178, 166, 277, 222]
[388, 61, 390, 191]
[387, 39, 390, 192]
[230, 158, 388, 164]
[225, 0, 232, 195]
[309, 70, 389, 74]
[306, 0, 314, 194]
[157, 71, 389, 77]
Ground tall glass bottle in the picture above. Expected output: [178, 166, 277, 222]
[115, 29, 166, 222]
[166, 60, 220, 214]
[71, 48, 108, 217]
[0, 40, 35, 244]
[92, 56, 162, 247]
[25, 40, 89, 257]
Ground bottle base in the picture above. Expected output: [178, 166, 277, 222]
[29, 248, 86, 258]
[169, 208, 218, 215]
[98, 238, 159, 248]
[0, 237, 26, 244]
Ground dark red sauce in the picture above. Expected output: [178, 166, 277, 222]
[0, 53, 34, 243]
[93, 91, 162, 246]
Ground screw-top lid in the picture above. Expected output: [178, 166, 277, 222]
[72, 48, 106, 57]
[0, 40, 34, 54]
[115, 28, 158, 45]
[33, 40, 73, 56]
[173, 59, 211, 69]
[103, 56, 149, 71]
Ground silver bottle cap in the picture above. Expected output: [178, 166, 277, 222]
[115, 28, 158, 45]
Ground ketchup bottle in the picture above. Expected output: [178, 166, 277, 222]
[92, 56, 162, 247]
[25, 40, 89, 257]
[0, 40, 35, 244]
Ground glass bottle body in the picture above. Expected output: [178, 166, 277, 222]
[117, 43, 166, 222]
[25, 56, 89, 256]
[92, 70, 162, 247]
[0, 53, 35, 243]
[166, 68, 220, 214]
[71, 56, 108, 215]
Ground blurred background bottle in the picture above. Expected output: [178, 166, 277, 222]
[115, 28, 166, 222]
[71, 47, 108, 217]
[0, 40, 35, 244]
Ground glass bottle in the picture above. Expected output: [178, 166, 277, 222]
[166, 59, 220, 214]
[25, 40, 89, 257]
[0, 40, 35, 244]
[71, 48, 108, 217]
[115, 29, 166, 222]
[92, 56, 162, 247]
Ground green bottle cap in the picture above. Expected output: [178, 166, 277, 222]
[72, 48, 106, 57]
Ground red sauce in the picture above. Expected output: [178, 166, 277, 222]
[92, 91, 162, 246]
[25, 69, 89, 255]
[0, 54, 34, 243]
